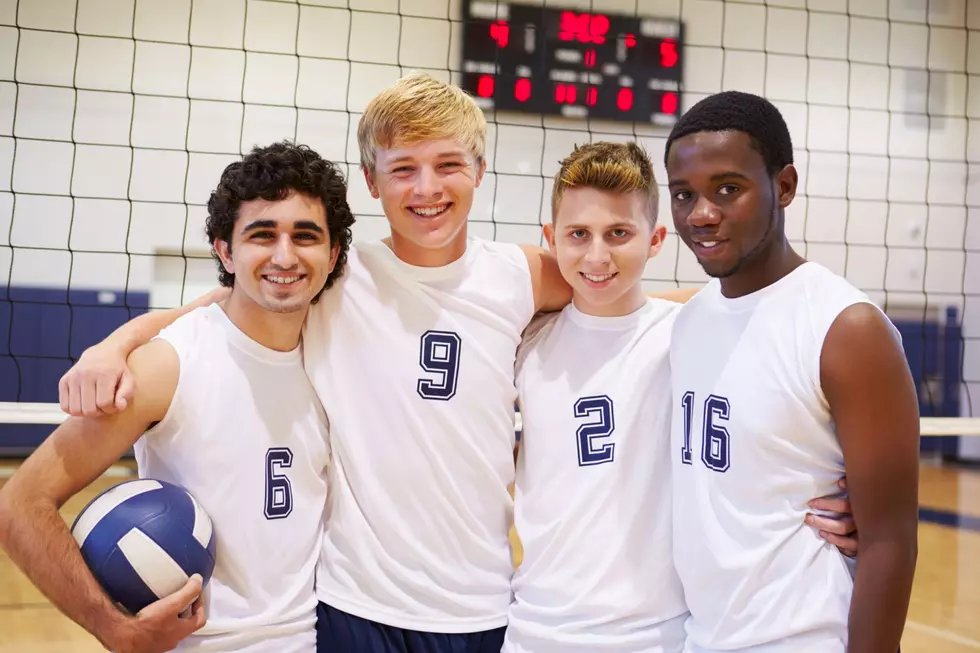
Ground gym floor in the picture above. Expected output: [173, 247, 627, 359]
[1, 459, 978, 652]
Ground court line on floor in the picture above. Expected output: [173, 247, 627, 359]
[906, 621, 980, 649]
[918, 507, 980, 533]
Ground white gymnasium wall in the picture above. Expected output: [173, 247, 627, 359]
[0, 0, 977, 412]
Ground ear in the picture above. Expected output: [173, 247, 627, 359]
[362, 165, 380, 199]
[648, 224, 667, 259]
[327, 241, 342, 275]
[474, 157, 487, 188]
[776, 164, 798, 208]
[542, 222, 557, 254]
[214, 239, 234, 275]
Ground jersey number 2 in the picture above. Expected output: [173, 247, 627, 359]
[575, 395, 615, 466]
[265, 447, 293, 520]
[417, 330, 461, 401]
[680, 391, 731, 472]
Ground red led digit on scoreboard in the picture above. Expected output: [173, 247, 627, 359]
[661, 91, 678, 114]
[514, 78, 532, 102]
[476, 75, 494, 98]
[586, 87, 597, 106]
[660, 38, 678, 68]
[617, 87, 633, 112]
[555, 84, 578, 104]
[489, 20, 509, 48]
[558, 11, 610, 44]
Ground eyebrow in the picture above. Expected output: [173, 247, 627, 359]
[563, 221, 636, 230]
[388, 151, 467, 165]
[242, 219, 325, 234]
[668, 171, 752, 188]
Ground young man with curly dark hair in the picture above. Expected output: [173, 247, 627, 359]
[0, 141, 355, 653]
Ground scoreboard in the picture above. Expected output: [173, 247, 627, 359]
[460, 1, 684, 125]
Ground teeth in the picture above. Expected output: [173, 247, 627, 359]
[700, 241, 719, 248]
[266, 275, 300, 284]
[410, 205, 449, 217]
[583, 273, 615, 282]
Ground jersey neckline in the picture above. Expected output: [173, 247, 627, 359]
[206, 303, 304, 365]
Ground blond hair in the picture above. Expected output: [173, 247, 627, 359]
[551, 141, 659, 224]
[357, 71, 487, 172]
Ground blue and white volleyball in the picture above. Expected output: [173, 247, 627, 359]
[70, 478, 217, 615]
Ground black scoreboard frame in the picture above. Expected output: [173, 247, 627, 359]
[459, 0, 685, 126]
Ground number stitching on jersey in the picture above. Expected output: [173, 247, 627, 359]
[417, 330, 462, 401]
[265, 447, 294, 520]
[680, 391, 731, 473]
[574, 395, 615, 466]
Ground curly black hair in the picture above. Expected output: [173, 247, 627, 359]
[664, 91, 794, 177]
[205, 141, 355, 303]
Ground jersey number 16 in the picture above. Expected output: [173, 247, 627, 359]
[680, 391, 731, 472]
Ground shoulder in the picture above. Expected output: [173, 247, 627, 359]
[798, 263, 891, 340]
[126, 338, 180, 418]
[515, 309, 563, 375]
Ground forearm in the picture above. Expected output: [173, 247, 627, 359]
[104, 288, 226, 356]
[847, 535, 918, 652]
[0, 496, 129, 649]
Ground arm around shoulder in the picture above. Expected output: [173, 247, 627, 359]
[60, 286, 227, 417]
[0, 339, 199, 653]
[520, 244, 572, 314]
[820, 302, 919, 653]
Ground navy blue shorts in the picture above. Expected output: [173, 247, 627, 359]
[316, 602, 506, 653]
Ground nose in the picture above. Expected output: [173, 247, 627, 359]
[687, 197, 722, 227]
[414, 166, 441, 199]
[271, 233, 299, 268]
[584, 238, 611, 267]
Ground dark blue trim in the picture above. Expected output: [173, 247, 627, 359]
[919, 507, 980, 533]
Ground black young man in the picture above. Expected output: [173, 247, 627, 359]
[663, 91, 919, 653]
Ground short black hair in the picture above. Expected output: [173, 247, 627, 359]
[205, 141, 355, 303]
[664, 91, 794, 176]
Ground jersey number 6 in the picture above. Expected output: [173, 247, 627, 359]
[680, 391, 731, 472]
[265, 447, 294, 520]
[417, 330, 462, 401]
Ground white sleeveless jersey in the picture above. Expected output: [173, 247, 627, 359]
[135, 303, 329, 653]
[504, 299, 688, 653]
[302, 238, 536, 632]
[669, 262, 895, 653]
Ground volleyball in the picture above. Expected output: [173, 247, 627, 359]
[70, 478, 217, 615]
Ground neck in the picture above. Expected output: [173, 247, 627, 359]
[718, 235, 805, 299]
[573, 284, 647, 318]
[386, 226, 468, 268]
[220, 289, 307, 352]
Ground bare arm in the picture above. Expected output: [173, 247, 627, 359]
[59, 286, 229, 416]
[821, 303, 919, 653]
[0, 340, 205, 653]
[520, 244, 573, 314]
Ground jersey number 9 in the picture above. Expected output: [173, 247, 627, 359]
[417, 330, 462, 401]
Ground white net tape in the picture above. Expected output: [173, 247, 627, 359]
[2, 401, 978, 437]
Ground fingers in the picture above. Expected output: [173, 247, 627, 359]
[807, 512, 855, 536]
[807, 496, 849, 514]
[819, 530, 858, 558]
[58, 375, 70, 413]
[116, 370, 135, 411]
[838, 476, 848, 491]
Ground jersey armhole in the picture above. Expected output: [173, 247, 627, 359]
[140, 332, 189, 441]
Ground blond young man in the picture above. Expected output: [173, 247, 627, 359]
[56, 75, 855, 652]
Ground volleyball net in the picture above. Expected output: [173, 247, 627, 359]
[0, 0, 977, 455]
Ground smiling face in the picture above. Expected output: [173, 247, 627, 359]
[545, 186, 665, 317]
[364, 137, 485, 266]
[666, 130, 797, 280]
[214, 191, 339, 315]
